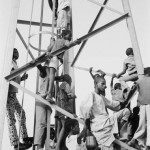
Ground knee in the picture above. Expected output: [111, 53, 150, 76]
[123, 108, 131, 120]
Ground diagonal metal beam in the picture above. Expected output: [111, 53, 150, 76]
[16, 28, 35, 60]
[17, 19, 53, 27]
[5, 13, 128, 81]
[71, 0, 109, 67]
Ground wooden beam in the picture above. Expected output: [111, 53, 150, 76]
[71, 0, 109, 67]
[9, 81, 84, 124]
[5, 13, 128, 81]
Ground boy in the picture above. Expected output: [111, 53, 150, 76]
[80, 76, 130, 149]
[116, 48, 138, 87]
[46, 30, 72, 102]
[128, 67, 150, 149]
[34, 64, 53, 150]
[55, 74, 76, 150]
[110, 73, 130, 104]
[6, 48, 33, 150]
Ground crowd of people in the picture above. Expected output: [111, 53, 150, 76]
[6, 0, 150, 150]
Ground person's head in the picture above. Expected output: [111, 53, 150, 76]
[133, 106, 139, 115]
[114, 83, 122, 90]
[144, 67, 150, 77]
[13, 48, 19, 60]
[94, 76, 107, 94]
[126, 48, 134, 56]
[50, 127, 55, 140]
[62, 74, 72, 85]
[64, 119, 80, 135]
[62, 30, 72, 41]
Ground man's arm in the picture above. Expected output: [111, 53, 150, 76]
[110, 74, 116, 90]
[104, 96, 121, 111]
[89, 67, 94, 79]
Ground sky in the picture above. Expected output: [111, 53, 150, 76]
[2, 0, 150, 149]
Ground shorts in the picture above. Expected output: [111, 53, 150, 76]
[45, 56, 58, 70]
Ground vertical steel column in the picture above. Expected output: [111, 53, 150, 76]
[122, 0, 144, 78]
[63, 0, 76, 113]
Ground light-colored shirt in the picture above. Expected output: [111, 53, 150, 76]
[137, 76, 150, 105]
[124, 55, 137, 75]
[58, 0, 70, 12]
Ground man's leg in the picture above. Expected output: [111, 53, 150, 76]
[34, 101, 47, 149]
[56, 118, 65, 150]
[6, 94, 19, 146]
[46, 67, 56, 100]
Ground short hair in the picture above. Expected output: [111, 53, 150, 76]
[13, 48, 18, 53]
[94, 75, 105, 85]
[62, 74, 72, 82]
[133, 106, 139, 114]
[126, 48, 133, 56]
[114, 83, 121, 90]
[64, 119, 78, 133]
[62, 30, 72, 37]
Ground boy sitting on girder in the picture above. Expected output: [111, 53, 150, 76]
[116, 47, 138, 87]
